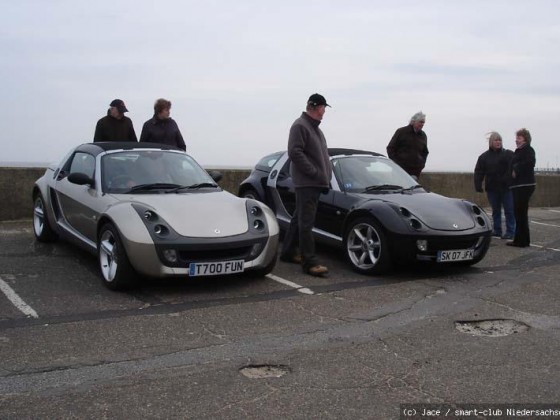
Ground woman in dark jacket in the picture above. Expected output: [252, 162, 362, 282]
[139, 98, 186, 151]
[474, 131, 515, 239]
[507, 128, 536, 247]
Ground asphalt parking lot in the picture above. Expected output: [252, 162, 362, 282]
[1, 208, 560, 419]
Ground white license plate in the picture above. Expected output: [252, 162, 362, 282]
[188, 260, 244, 276]
[437, 249, 474, 262]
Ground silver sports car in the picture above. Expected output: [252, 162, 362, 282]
[32, 142, 279, 290]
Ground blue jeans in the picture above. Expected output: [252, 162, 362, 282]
[487, 189, 515, 237]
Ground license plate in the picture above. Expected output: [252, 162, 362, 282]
[188, 260, 244, 276]
[437, 249, 474, 262]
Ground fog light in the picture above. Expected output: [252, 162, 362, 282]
[416, 240, 428, 251]
[162, 249, 178, 263]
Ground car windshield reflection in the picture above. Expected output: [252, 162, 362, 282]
[332, 156, 418, 193]
[101, 150, 215, 193]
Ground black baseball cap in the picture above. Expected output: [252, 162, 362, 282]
[307, 93, 331, 107]
[109, 99, 128, 113]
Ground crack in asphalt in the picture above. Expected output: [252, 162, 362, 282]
[0, 265, 555, 396]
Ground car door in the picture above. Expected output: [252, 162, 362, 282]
[267, 153, 341, 239]
[54, 151, 101, 244]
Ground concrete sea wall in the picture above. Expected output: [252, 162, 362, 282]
[1, 167, 558, 221]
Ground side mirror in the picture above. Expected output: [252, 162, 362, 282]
[67, 172, 95, 187]
[207, 170, 223, 183]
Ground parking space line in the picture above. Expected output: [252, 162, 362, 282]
[0, 276, 39, 318]
[531, 221, 560, 228]
[530, 244, 560, 252]
[266, 274, 314, 295]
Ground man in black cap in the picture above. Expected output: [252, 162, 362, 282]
[94, 99, 138, 142]
[280, 93, 332, 276]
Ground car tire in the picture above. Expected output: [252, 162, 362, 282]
[241, 188, 262, 202]
[33, 194, 57, 242]
[344, 217, 392, 275]
[98, 223, 136, 290]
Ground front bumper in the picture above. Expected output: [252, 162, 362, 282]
[125, 233, 279, 278]
[389, 232, 491, 263]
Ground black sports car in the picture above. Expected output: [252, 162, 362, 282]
[239, 149, 492, 274]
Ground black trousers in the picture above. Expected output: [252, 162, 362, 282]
[512, 185, 535, 246]
[280, 187, 321, 269]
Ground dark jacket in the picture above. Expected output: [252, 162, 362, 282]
[288, 112, 332, 188]
[93, 112, 137, 142]
[510, 144, 536, 188]
[474, 147, 514, 192]
[386, 124, 429, 176]
[139, 116, 186, 151]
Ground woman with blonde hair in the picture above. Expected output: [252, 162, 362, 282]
[474, 131, 515, 239]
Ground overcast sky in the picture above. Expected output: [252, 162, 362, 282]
[2, 0, 559, 171]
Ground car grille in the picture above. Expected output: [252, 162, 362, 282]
[178, 247, 253, 263]
[427, 237, 479, 251]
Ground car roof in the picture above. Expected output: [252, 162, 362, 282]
[75, 142, 182, 157]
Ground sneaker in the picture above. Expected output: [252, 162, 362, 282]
[492, 232, 502, 238]
[280, 254, 302, 264]
[501, 234, 514, 240]
[306, 265, 329, 276]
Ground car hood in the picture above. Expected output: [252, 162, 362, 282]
[115, 191, 249, 237]
[358, 191, 477, 231]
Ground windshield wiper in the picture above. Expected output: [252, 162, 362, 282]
[402, 185, 424, 193]
[166, 182, 219, 193]
[127, 183, 182, 193]
[363, 184, 403, 192]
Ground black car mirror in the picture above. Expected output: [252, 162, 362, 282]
[207, 170, 223, 183]
[68, 172, 95, 187]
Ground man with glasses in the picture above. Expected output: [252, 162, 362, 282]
[386, 111, 429, 180]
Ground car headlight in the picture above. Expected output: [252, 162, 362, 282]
[463, 202, 489, 228]
[246, 201, 268, 234]
[395, 206, 424, 231]
[144, 210, 157, 221]
[132, 204, 179, 241]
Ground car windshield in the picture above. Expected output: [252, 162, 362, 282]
[332, 155, 418, 193]
[101, 150, 215, 193]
